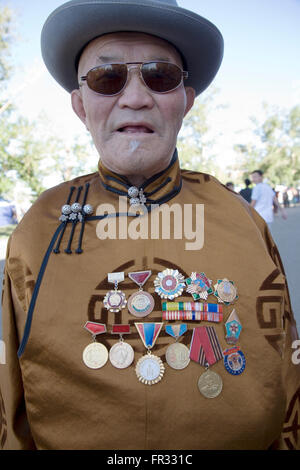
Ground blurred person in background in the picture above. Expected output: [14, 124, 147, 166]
[0, 196, 18, 227]
[239, 178, 252, 203]
[225, 181, 234, 191]
[251, 170, 287, 227]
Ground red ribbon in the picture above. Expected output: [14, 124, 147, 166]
[190, 326, 223, 366]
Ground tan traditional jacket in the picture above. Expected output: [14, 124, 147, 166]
[1, 153, 299, 450]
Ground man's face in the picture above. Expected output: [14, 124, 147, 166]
[71, 32, 195, 178]
[251, 172, 263, 184]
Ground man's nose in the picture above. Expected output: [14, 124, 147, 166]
[117, 67, 155, 109]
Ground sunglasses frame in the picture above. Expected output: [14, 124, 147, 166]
[79, 61, 188, 96]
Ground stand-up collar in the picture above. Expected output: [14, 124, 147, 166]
[97, 149, 182, 207]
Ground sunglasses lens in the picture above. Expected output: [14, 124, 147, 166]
[87, 64, 127, 95]
[142, 62, 182, 92]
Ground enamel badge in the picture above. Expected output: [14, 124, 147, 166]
[104, 272, 127, 312]
[214, 278, 238, 305]
[223, 347, 246, 375]
[127, 270, 155, 318]
[185, 272, 213, 301]
[225, 309, 242, 344]
[154, 269, 185, 300]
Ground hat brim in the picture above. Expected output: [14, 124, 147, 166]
[41, 1, 224, 96]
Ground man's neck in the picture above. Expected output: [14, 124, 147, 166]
[126, 175, 147, 187]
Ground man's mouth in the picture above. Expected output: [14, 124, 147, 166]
[117, 125, 154, 134]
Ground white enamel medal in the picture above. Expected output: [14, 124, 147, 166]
[135, 322, 165, 385]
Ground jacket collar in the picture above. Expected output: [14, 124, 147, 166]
[98, 149, 182, 207]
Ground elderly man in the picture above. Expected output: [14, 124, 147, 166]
[1, 0, 299, 451]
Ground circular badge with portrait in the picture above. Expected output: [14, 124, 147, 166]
[223, 347, 246, 375]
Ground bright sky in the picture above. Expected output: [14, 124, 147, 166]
[3, 0, 300, 176]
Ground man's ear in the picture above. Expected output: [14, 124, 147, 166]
[71, 89, 88, 127]
[184, 87, 196, 117]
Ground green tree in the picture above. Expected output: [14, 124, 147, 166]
[177, 87, 228, 181]
[234, 104, 300, 186]
[0, 5, 96, 203]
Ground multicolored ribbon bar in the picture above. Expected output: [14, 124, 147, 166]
[162, 302, 223, 313]
[163, 311, 223, 322]
[190, 326, 223, 366]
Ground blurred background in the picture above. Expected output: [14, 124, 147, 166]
[0, 0, 299, 337]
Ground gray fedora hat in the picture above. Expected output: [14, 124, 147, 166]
[41, 0, 224, 96]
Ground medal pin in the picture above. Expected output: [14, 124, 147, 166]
[103, 272, 127, 313]
[82, 321, 108, 369]
[109, 324, 134, 369]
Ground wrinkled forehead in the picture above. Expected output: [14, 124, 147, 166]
[77, 31, 184, 73]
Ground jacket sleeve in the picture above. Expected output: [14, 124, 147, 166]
[250, 207, 300, 450]
[0, 238, 36, 450]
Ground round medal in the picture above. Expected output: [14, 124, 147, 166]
[154, 269, 185, 300]
[165, 342, 190, 370]
[109, 341, 134, 369]
[103, 290, 127, 313]
[128, 291, 155, 317]
[197, 369, 223, 398]
[223, 348, 246, 375]
[214, 278, 238, 305]
[135, 353, 165, 385]
[82, 342, 108, 369]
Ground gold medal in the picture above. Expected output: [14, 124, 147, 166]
[83, 342, 108, 369]
[82, 322, 108, 369]
[165, 324, 190, 370]
[165, 342, 190, 370]
[214, 278, 238, 305]
[197, 369, 223, 398]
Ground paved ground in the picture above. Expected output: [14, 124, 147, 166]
[0, 206, 299, 338]
[270, 205, 300, 331]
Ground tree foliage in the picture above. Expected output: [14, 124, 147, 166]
[234, 104, 300, 186]
[177, 87, 228, 181]
[0, 5, 96, 203]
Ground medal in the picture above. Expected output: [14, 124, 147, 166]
[127, 270, 155, 318]
[109, 324, 134, 369]
[197, 367, 223, 399]
[214, 278, 238, 305]
[185, 272, 213, 301]
[225, 309, 242, 344]
[135, 322, 165, 385]
[165, 324, 190, 370]
[154, 268, 185, 300]
[190, 326, 223, 398]
[223, 347, 246, 375]
[103, 272, 127, 312]
[162, 301, 223, 322]
[82, 321, 108, 369]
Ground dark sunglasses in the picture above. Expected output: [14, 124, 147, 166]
[79, 61, 188, 96]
